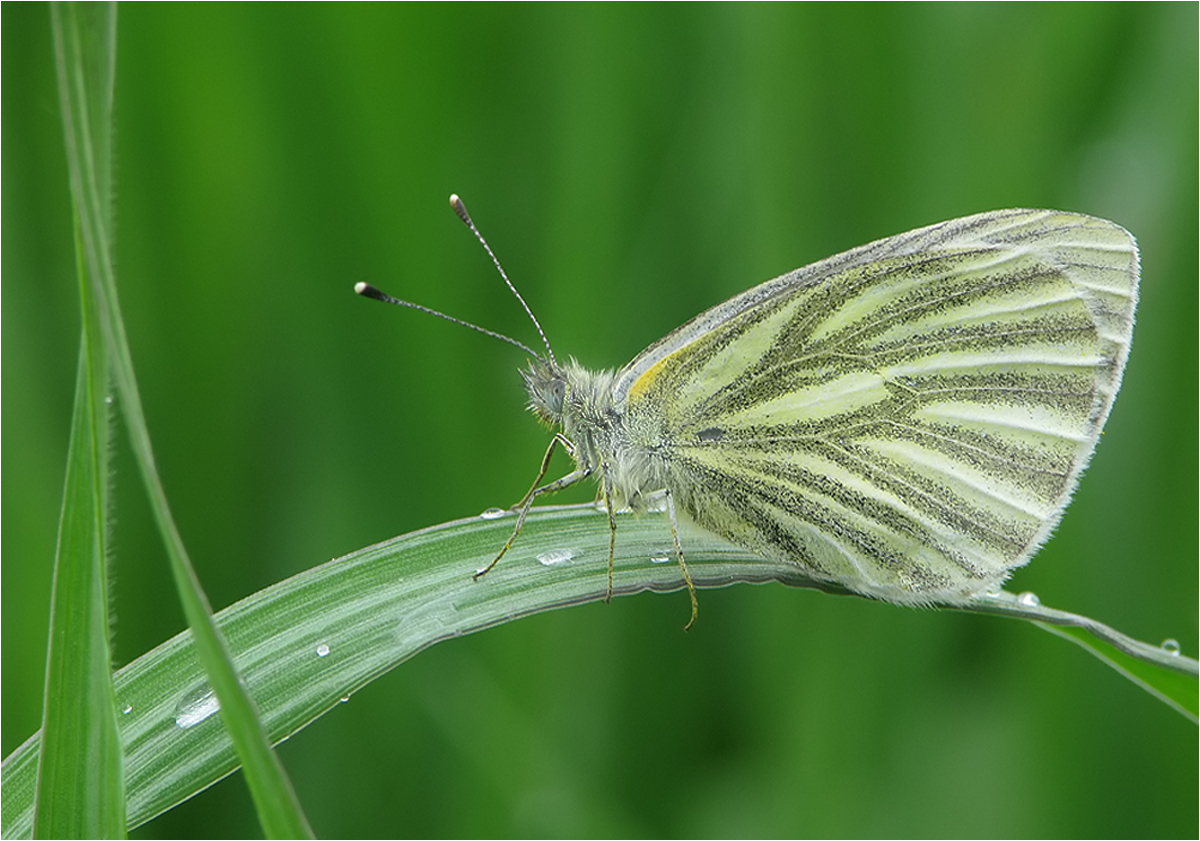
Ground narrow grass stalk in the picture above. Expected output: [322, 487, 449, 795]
[35, 7, 125, 837]
[34, 287, 125, 836]
[48, 3, 312, 837]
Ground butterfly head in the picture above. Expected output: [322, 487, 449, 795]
[522, 357, 567, 427]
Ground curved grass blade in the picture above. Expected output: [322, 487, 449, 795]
[2, 504, 1194, 837]
[961, 594, 1198, 722]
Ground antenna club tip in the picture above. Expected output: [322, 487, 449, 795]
[356, 282, 391, 303]
[449, 194, 472, 226]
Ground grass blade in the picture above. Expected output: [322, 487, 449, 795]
[1035, 624, 1198, 723]
[3, 503, 1192, 836]
[959, 591, 1199, 720]
[48, 3, 311, 836]
[36, 6, 125, 837]
[34, 335, 125, 837]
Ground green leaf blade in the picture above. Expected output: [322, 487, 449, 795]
[47, 3, 312, 836]
[6, 505, 1189, 837]
[1035, 623, 1198, 723]
[34, 343, 126, 839]
[36, 4, 125, 837]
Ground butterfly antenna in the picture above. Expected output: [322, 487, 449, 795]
[354, 282, 542, 359]
[450, 194, 558, 366]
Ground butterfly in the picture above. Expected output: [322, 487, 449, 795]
[358, 199, 1139, 629]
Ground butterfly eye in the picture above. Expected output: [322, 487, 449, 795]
[523, 364, 568, 424]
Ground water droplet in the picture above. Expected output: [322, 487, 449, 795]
[316, 643, 331, 657]
[536, 548, 575, 566]
[1160, 638, 1181, 655]
[121, 704, 133, 715]
[339, 695, 351, 703]
[173, 684, 220, 729]
[1016, 591, 1040, 608]
[104, 395, 114, 405]
[649, 553, 672, 564]
[480, 507, 506, 520]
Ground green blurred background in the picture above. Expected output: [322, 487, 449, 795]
[4, 4, 1196, 837]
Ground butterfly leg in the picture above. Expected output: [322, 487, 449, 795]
[600, 462, 617, 603]
[665, 489, 699, 631]
[474, 434, 590, 581]
[508, 433, 577, 513]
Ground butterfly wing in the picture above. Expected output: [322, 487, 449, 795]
[616, 210, 1139, 604]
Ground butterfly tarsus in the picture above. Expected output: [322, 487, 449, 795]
[601, 462, 617, 604]
[665, 490, 699, 631]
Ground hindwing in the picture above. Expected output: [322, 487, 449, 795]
[618, 209, 1139, 603]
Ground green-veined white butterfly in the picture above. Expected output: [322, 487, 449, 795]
[358, 198, 1138, 629]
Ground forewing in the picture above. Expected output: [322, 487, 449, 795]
[618, 210, 1139, 603]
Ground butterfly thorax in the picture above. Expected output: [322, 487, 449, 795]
[523, 357, 668, 510]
